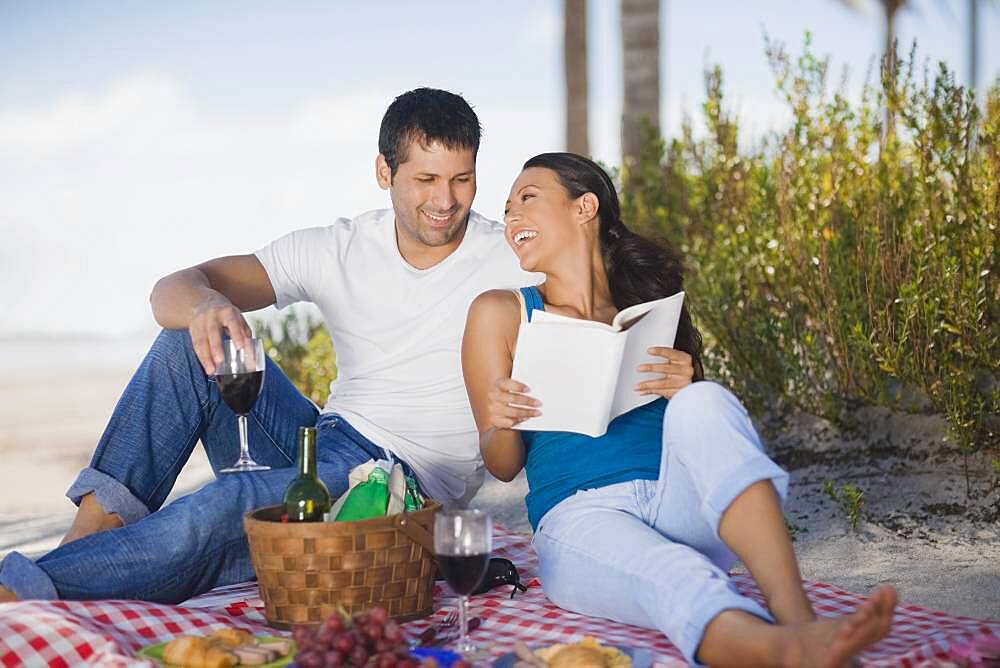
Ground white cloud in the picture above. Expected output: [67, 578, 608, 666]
[0, 76, 559, 337]
[0, 78, 395, 336]
[525, 6, 561, 45]
[0, 76, 195, 153]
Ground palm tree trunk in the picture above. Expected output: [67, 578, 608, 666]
[564, 0, 589, 155]
[883, 0, 902, 58]
[882, 0, 904, 83]
[882, 0, 904, 141]
[621, 0, 660, 163]
[969, 0, 979, 95]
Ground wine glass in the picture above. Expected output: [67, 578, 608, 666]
[216, 338, 270, 473]
[434, 509, 492, 656]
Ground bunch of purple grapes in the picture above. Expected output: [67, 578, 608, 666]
[292, 605, 428, 667]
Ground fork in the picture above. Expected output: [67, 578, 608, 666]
[413, 611, 458, 647]
[435, 610, 459, 631]
[427, 616, 481, 647]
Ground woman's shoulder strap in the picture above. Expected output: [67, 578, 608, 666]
[511, 289, 528, 325]
[516, 285, 544, 323]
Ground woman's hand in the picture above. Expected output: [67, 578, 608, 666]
[636, 347, 695, 399]
[486, 378, 541, 430]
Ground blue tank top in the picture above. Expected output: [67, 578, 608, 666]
[517, 286, 664, 530]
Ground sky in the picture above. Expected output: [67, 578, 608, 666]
[1, 0, 997, 339]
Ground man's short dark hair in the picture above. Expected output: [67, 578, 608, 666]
[378, 88, 482, 177]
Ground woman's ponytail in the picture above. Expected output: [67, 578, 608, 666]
[604, 225, 704, 380]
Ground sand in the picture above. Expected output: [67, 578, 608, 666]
[1, 363, 996, 619]
[0, 367, 215, 555]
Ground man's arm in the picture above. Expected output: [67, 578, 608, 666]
[150, 254, 276, 375]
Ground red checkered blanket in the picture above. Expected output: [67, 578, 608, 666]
[1, 525, 996, 666]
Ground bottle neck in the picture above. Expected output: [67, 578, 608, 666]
[299, 442, 317, 477]
[298, 428, 318, 477]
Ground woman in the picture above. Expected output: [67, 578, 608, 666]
[461, 153, 896, 666]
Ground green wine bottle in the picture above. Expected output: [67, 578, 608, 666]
[283, 426, 331, 522]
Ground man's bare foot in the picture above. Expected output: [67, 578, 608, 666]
[0, 586, 19, 603]
[781, 586, 898, 668]
[59, 493, 123, 545]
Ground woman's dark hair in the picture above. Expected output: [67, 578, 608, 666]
[379, 88, 482, 178]
[523, 152, 704, 380]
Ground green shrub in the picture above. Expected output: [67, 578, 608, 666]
[822, 480, 866, 530]
[619, 37, 999, 457]
[253, 309, 337, 406]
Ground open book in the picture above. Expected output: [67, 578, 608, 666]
[511, 291, 684, 437]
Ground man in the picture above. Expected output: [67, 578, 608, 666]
[0, 88, 537, 603]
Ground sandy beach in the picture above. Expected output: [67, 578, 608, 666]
[1, 346, 996, 619]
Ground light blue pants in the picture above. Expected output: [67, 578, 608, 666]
[531, 382, 789, 665]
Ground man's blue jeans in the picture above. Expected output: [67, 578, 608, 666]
[0, 329, 403, 603]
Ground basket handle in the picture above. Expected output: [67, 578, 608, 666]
[395, 513, 435, 554]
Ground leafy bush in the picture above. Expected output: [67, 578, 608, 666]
[822, 480, 866, 530]
[253, 309, 337, 407]
[619, 37, 999, 457]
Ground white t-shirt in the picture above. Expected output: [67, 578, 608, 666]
[255, 208, 538, 503]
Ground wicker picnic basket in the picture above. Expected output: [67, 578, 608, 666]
[244, 500, 441, 628]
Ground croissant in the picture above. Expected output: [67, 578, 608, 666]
[162, 636, 237, 668]
[547, 645, 609, 668]
[208, 628, 254, 647]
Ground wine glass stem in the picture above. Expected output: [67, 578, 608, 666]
[458, 594, 469, 647]
[237, 414, 250, 461]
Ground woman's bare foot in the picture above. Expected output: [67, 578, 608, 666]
[782, 586, 898, 668]
[59, 493, 123, 545]
[0, 586, 19, 603]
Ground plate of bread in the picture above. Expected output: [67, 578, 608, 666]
[492, 636, 651, 668]
[136, 627, 294, 667]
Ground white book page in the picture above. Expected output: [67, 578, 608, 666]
[611, 299, 658, 330]
[511, 322, 625, 437]
[529, 309, 616, 332]
[610, 291, 685, 417]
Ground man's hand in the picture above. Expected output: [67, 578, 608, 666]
[189, 294, 254, 375]
[150, 256, 275, 374]
[486, 378, 541, 430]
[635, 346, 695, 399]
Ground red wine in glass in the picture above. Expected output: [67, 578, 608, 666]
[438, 553, 490, 596]
[434, 510, 492, 656]
[216, 339, 269, 473]
[216, 370, 264, 414]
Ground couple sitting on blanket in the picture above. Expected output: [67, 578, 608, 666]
[0, 88, 895, 666]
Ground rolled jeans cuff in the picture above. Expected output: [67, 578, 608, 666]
[66, 467, 150, 526]
[702, 457, 789, 539]
[0, 551, 58, 600]
[680, 591, 774, 666]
